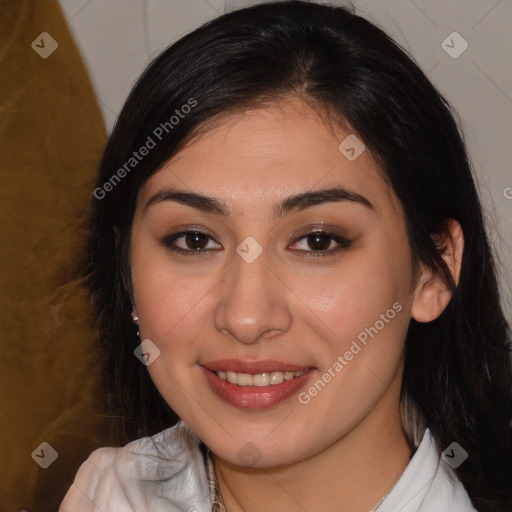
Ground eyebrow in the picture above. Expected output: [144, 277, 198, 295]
[143, 186, 376, 218]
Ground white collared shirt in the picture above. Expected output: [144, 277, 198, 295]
[375, 427, 478, 511]
[59, 420, 478, 511]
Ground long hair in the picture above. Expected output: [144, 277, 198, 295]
[81, 2, 512, 509]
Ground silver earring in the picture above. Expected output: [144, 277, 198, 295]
[132, 309, 140, 337]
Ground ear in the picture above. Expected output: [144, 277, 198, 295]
[411, 219, 464, 323]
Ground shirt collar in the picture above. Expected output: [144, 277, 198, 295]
[202, 427, 475, 512]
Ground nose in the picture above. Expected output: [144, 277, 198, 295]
[213, 244, 292, 345]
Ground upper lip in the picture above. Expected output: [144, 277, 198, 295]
[201, 359, 314, 374]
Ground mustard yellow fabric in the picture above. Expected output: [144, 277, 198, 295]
[0, 1, 112, 509]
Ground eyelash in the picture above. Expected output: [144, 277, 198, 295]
[160, 229, 352, 257]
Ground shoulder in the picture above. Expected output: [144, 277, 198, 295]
[58, 446, 130, 511]
[423, 466, 479, 512]
[59, 420, 212, 512]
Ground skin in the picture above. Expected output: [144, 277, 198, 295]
[129, 95, 464, 512]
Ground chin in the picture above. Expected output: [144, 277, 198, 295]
[199, 423, 310, 468]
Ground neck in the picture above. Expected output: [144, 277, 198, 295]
[213, 381, 412, 512]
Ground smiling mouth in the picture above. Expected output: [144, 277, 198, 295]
[213, 368, 311, 387]
[200, 363, 317, 409]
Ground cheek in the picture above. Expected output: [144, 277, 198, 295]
[293, 261, 409, 441]
[296, 249, 411, 351]
[129, 231, 213, 356]
[292, 239, 413, 414]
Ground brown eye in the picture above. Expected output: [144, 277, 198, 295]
[291, 231, 352, 256]
[306, 233, 334, 251]
[161, 230, 221, 255]
[183, 232, 209, 250]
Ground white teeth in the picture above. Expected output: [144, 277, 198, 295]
[252, 373, 270, 387]
[269, 371, 284, 385]
[236, 373, 253, 386]
[215, 368, 309, 387]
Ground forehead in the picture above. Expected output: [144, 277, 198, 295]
[138, 96, 398, 214]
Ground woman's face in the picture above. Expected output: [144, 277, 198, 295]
[130, 96, 417, 467]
